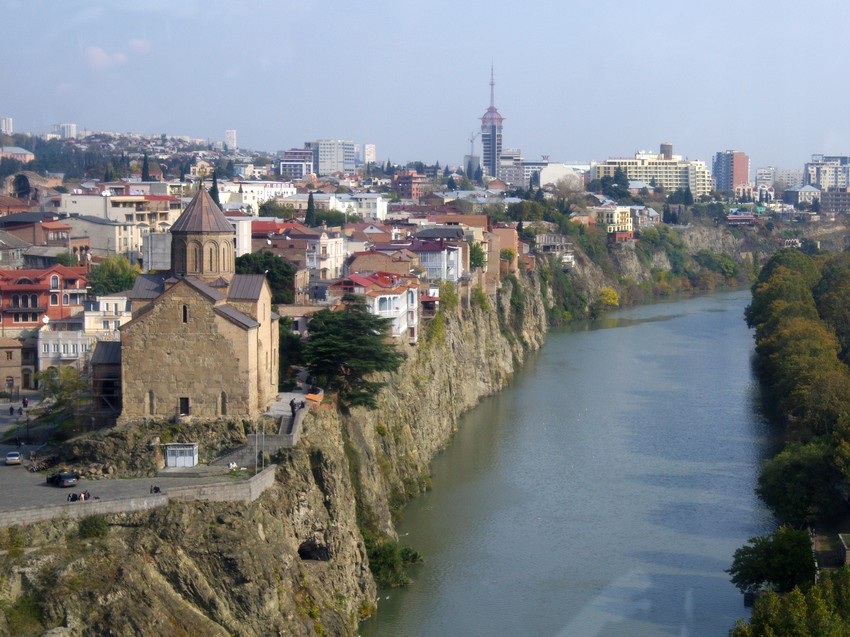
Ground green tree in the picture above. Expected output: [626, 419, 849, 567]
[87, 255, 140, 295]
[469, 242, 487, 269]
[728, 526, 817, 594]
[757, 439, 843, 526]
[35, 366, 89, 408]
[209, 171, 221, 208]
[54, 252, 75, 267]
[305, 192, 316, 226]
[303, 294, 404, 409]
[447, 176, 457, 191]
[235, 251, 296, 304]
[141, 153, 151, 181]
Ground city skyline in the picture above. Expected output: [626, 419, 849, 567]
[3, 0, 850, 172]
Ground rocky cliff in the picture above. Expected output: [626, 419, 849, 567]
[0, 274, 548, 637]
[3, 221, 837, 636]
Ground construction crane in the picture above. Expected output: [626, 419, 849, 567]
[468, 131, 480, 157]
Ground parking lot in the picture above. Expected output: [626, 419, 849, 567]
[0, 444, 235, 514]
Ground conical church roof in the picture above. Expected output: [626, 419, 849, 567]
[171, 187, 234, 234]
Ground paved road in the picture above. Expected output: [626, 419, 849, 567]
[0, 447, 241, 514]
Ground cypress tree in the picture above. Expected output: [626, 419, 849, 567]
[305, 192, 316, 226]
[209, 171, 221, 208]
[141, 153, 151, 181]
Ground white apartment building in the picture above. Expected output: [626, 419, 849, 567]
[225, 129, 237, 150]
[37, 294, 131, 372]
[0, 117, 11, 136]
[282, 193, 387, 221]
[306, 231, 346, 280]
[756, 166, 804, 190]
[218, 180, 296, 213]
[363, 143, 377, 165]
[309, 139, 356, 175]
[591, 144, 713, 198]
[65, 215, 143, 261]
[804, 155, 850, 190]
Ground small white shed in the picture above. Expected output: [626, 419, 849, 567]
[165, 443, 199, 468]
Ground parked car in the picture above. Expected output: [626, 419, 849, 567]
[46, 472, 79, 487]
[4, 451, 21, 465]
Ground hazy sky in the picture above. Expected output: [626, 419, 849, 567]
[4, 0, 849, 172]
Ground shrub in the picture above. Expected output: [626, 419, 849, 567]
[78, 515, 109, 539]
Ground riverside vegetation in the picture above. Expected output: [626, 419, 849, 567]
[728, 248, 850, 636]
[0, 207, 845, 635]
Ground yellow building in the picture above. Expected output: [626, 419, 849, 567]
[591, 144, 712, 198]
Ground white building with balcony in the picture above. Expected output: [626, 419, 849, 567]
[37, 294, 132, 372]
[327, 272, 420, 344]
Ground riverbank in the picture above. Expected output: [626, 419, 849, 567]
[362, 290, 774, 636]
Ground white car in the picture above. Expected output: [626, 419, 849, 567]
[5, 451, 22, 465]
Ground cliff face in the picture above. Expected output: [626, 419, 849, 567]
[1, 222, 812, 636]
[0, 274, 549, 637]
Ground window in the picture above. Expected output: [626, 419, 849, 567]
[52, 343, 59, 353]
[182, 305, 189, 323]
[103, 320, 110, 330]
[72, 344, 77, 354]
[63, 294, 69, 305]
[179, 397, 190, 415]
[149, 390, 155, 416]
[4, 352, 11, 361]
[42, 344, 48, 354]
[50, 275, 59, 289]
[114, 320, 121, 329]
[50, 294, 58, 305]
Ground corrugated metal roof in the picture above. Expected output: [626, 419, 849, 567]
[129, 274, 166, 299]
[183, 277, 226, 302]
[227, 274, 265, 300]
[214, 304, 259, 329]
[91, 341, 122, 366]
[170, 188, 234, 234]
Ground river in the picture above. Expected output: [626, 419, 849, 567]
[361, 289, 775, 637]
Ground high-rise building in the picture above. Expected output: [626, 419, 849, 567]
[56, 123, 77, 139]
[804, 154, 850, 189]
[480, 66, 504, 179]
[225, 129, 238, 150]
[308, 139, 356, 176]
[756, 166, 803, 190]
[363, 143, 377, 165]
[0, 117, 12, 136]
[279, 148, 315, 180]
[712, 150, 750, 193]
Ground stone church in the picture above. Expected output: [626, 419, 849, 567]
[116, 188, 279, 423]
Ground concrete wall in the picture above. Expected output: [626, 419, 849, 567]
[0, 466, 276, 529]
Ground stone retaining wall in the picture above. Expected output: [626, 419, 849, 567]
[0, 466, 277, 530]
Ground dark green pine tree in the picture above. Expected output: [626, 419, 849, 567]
[305, 192, 316, 226]
[141, 153, 151, 181]
[209, 171, 221, 208]
[447, 176, 457, 191]
[303, 294, 404, 409]
[103, 165, 112, 183]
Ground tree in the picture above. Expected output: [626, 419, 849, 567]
[36, 366, 89, 409]
[54, 252, 75, 267]
[757, 439, 844, 526]
[469, 242, 487, 269]
[598, 287, 620, 307]
[303, 294, 404, 409]
[235, 251, 296, 304]
[684, 187, 694, 206]
[305, 192, 316, 226]
[727, 526, 817, 594]
[209, 171, 221, 208]
[87, 255, 140, 296]
[447, 176, 457, 191]
[141, 153, 151, 181]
